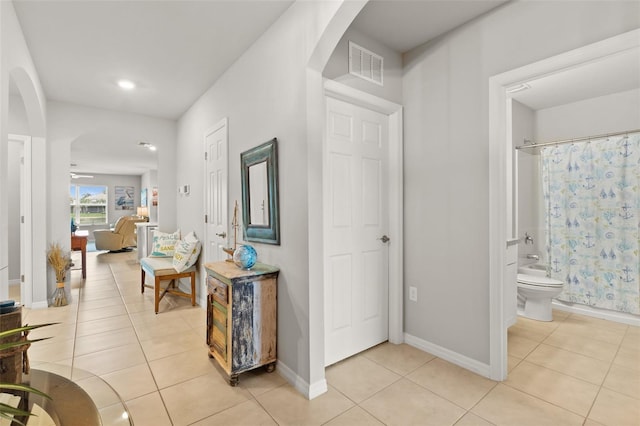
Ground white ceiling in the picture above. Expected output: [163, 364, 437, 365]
[508, 47, 640, 111]
[350, 0, 507, 53]
[12, 0, 294, 175]
[12, 0, 295, 120]
[11, 0, 636, 176]
[352, 1, 640, 112]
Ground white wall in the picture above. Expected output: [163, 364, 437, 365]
[402, 1, 640, 365]
[141, 169, 158, 223]
[9, 94, 30, 134]
[512, 100, 541, 262]
[46, 101, 175, 237]
[46, 101, 176, 298]
[323, 27, 403, 104]
[0, 1, 47, 304]
[536, 88, 640, 141]
[176, 0, 357, 395]
[71, 174, 143, 241]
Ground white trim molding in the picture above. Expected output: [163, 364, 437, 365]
[276, 359, 328, 400]
[404, 333, 491, 378]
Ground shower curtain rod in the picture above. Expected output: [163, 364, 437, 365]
[515, 128, 640, 151]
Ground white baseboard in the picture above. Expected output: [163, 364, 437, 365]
[308, 377, 328, 400]
[276, 359, 327, 400]
[552, 300, 640, 327]
[198, 293, 207, 308]
[404, 332, 492, 379]
[30, 300, 49, 310]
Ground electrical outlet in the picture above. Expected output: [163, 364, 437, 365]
[409, 286, 418, 302]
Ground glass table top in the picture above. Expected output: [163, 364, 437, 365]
[1, 364, 131, 426]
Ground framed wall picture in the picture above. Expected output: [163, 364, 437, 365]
[115, 186, 135, 210]
[152, 187, 158, 206]
[141, 188, 148, 207]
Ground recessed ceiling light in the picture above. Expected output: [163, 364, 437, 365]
[117, 79, 136, 90]
[138, 141, 156, 151]
[506, 83, 530, 94]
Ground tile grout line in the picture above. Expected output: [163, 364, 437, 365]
[580, 322, 628, 424]
[459, 377, 499, 426]
[210, 383, 285, 426]
[109, 260, 176, 426]
[118, 257, 283, 425]
[69, 253, 640, 425]
[69, 275, 83, 380]
[76, 261, 142, 420]
[503, 323, 592, 421]
[508, 313, 633, 423]
[330, 351, 482, 426]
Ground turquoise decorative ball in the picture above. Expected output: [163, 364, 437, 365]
[233, 245, 257, 270]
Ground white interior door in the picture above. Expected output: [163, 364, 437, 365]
[324, 96, 389, 366]
[10, 135, 32, 307]
[204, 119, 229, 265]
[20, 145, 25, 302]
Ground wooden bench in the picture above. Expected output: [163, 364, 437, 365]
[140, 257, 196, 314]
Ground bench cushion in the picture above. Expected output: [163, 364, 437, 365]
[141, 256, 195, 277]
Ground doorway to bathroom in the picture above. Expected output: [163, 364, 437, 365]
[488, 29, 640, 380]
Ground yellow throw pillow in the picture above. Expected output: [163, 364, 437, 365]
[173, 232, 201, 272]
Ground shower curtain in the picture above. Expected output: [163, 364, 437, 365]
[541, 132, 640, 315]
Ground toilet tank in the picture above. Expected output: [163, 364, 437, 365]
[518, 263, 548, 277]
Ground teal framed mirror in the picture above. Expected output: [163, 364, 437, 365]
[240, 138, 280, 245]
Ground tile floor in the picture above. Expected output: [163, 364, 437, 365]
[12, 249, 640, 425]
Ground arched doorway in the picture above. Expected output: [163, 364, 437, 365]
[2, 67, 47, 308]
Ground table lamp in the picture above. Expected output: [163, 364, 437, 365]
[137, 206, 149, 221]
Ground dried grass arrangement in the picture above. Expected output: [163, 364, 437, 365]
[46, 242, 72, 307]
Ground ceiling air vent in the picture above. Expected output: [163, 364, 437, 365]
[349, 41, 383, 86]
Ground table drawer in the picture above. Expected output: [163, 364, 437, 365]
[207, 276, 228, 305]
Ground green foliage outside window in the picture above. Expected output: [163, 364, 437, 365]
[69, 184, 108, 226]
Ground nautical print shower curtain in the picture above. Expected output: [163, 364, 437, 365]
[541, 132, 640, 315]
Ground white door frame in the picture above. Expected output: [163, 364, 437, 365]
[488, 29, 640, 380]
[9, 134, 32, 308]
[323, 80, 404, 346]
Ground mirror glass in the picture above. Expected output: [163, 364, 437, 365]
[248, 161, 269, 225]
[240, 138, 280, 245]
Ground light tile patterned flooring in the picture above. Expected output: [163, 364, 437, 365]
[13, 249, 640, 425]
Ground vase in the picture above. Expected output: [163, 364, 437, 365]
[52, 282, 68, 307]
[233, 245, 257, 270]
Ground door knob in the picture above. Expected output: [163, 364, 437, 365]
[215, 232, 227, 238]
[378, 235, 390, 243]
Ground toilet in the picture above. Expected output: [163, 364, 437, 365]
[516, 273, 564, 321]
